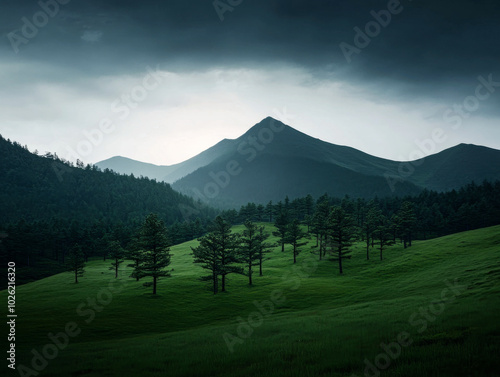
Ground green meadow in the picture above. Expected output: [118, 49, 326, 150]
[4, 224, 500, 377]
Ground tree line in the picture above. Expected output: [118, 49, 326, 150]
[219, 180, 500, 241]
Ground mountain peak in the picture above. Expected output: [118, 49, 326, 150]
[242, 116, 297, 136]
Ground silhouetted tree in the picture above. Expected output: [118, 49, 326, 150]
[108, 240, 125, 278]
[285, 219, 307, 264]
[67, 244, 85, 283]
[134, 214, 172, 295]
[328, 207, 356, 274]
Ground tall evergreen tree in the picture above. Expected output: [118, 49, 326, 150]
[285, 219, 307, 264]
[192, 216, 241, 293]
[108, 240, 125, 278]
[312, 199, 330, 260]
[273, 210, 289, 252]
[265, 201, 274, 222]
[257, 226, 273, 276]
[398, 201, 417, 248]
[364, 206, 380, 260]
[375, 215, 394, 260]
[67, 244, 85, 283]
[238, 221, 261, 285]
[192, 231, 221, 294]
[328, 207, 356, 274]
[134, 213, 172, 295]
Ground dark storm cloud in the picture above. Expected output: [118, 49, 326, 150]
[2, 0, 500, 111]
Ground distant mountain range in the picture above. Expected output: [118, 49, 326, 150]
[97, 117, 500, 207]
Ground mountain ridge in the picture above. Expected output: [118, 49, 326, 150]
[96, 117, 500, 207]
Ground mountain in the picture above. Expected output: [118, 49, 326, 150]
[97, 117, 500, 207]
[0, 135, 216, 226]
[97, 138, 234, 183]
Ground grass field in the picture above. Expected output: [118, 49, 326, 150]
[3, 224, 500, 377]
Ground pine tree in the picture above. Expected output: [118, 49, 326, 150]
[312, 199, 330, 260]
[285, 219, 307, 264]
[375, 215, 394, 260]
[192, 216, 241, 293]
[67, 243, 85, 283]
[134, 214, 172, 295]
[273, 210, 289, 252]
[108, 240, 125, 278]
[192, 232, 221, 294]
[238, 221, 261, 285]
[328, 207, 356, 274]
[265, 201, 274, 222]
[257, 226, 273, 276]
[365, 206, 380, 260]
[398, 201, 416, 248]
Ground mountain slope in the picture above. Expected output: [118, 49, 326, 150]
[97, 138, 234, 183]
[171, 117, 500, 206]
[407, 143, 500, 191]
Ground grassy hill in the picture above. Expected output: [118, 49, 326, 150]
[5, 225, 500, 377]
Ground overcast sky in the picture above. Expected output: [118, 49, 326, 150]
[1, 0, 500, 165]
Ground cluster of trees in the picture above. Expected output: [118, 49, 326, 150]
[220, 180, 500, 241]
[192, 217, 274, 294]
[66, 214, 172, 294]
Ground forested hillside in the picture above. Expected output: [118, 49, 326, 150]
[0, 135, 217, 285]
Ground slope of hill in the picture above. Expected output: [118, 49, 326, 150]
[5, 225, 500, 377]
[408, 143, 500, 191]
[0, 135, 215, 226]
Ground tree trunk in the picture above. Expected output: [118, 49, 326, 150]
[338, 248, 343, 275]
[293, 245, 297, 264]
[153, 276, 157, 295]
[222, 274, 226, 292]
[213, 272, 218, 294]
[249, 262, 252, 285]
[259, 255, 263, 276]
[281, 241, 284, 252]
[319, 237, 322, 261]
[75, 269, 78, 284]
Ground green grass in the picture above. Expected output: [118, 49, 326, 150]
[3, 225, 500, 377]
